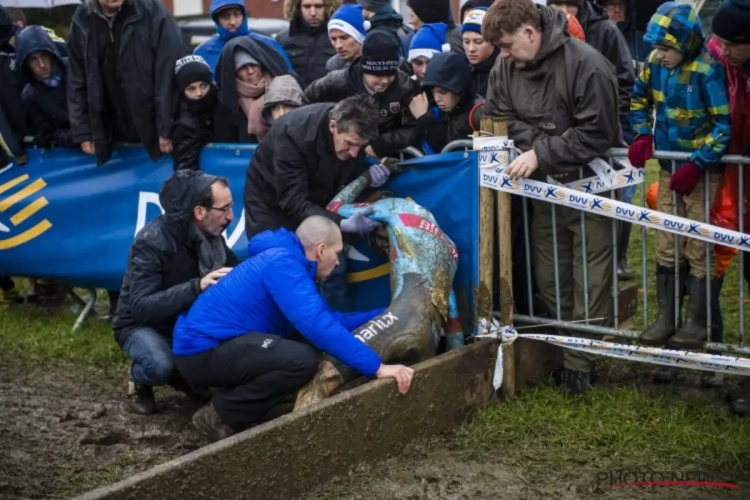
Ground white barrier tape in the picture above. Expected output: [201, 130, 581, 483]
[474, 136, 644, 195]
[473, 136, 750, 252]
[476, 317, 750, 390]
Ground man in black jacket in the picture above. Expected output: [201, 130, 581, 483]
[67, 0, 184, 165]
[304, 30, 420, 158]
[244, 94, 388, 239]
[277, 0, 340, 87]
[113, 170, 239, 414]
[0, 8, 27, 167]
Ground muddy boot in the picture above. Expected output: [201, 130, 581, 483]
[701, 371, 724, 389]
[616, 223, 634, 281]
[639, 266, 678, 346]
[294, 359, 346, 411]
[560, 368, 592, 396]
[669, 276, 708, 351]
[192, 403, 234, 442]
[126, 372, 156, 415]
[28, 279, 65, 306]
[727, 378, 750, 403]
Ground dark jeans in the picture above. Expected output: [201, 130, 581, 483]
[174, 333, 319, 432]
[121, 327, 175, 386]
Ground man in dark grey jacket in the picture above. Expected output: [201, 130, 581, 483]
[67, 0, 184, 166]
[484, 0, 621, 396]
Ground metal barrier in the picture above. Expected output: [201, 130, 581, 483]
[399, 146, 425, 160]
[70, 288, 98, 333]
[510, 149, 750, 355]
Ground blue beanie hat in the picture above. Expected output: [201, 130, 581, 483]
[328, 4, 370, 45]
[461, 7, 487, 35]
[408, 23, 451, 62]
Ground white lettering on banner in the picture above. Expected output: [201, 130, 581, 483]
[476, 318, 750, 390]
[484, 170, 750, 253]
[355, 312, 399, 343]
[134, 191, 246, 248]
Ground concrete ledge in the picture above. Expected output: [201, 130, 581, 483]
[76, 339, 500, 500]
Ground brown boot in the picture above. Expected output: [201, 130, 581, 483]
[669, 276, 708, 351]
[294, 359, 345, 411]
[192, 403, 234, 442]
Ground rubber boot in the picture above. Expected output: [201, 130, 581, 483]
[639, 266, 679, 346]
[616, 222, 634, 281]
[669, 275, 708, 350]
[192, 403, 234, 442]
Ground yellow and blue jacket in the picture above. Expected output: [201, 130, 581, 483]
[630, 1, 730, 170]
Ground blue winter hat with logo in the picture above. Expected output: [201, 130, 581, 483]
[328, 4, 370, 45]
[461, 7, 487, 35]
[408, 23, 451, 62]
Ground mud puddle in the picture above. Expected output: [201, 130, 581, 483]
[0, 361, 208, 499]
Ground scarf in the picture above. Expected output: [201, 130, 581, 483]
[236, 74, 271, 140]
[188, 224, 227, 278]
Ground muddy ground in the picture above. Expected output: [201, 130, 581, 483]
[0, 359, 745, 500]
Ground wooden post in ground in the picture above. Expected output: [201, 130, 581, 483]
[476, 117, 517, 399]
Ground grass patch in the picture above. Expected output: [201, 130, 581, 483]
[0, 290, 127, 369]
[457, 384, 750, 478]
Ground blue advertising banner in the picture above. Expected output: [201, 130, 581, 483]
[0, 145, 479, 324]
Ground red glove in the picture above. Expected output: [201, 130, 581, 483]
[627, 135, 653, 168]
[670, 161, 703, 196]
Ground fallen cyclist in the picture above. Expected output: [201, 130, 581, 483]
[172, 215, 414, 442]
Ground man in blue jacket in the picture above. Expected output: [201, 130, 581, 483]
[194, 0, 293, 77]
[173, 215, 414, 441]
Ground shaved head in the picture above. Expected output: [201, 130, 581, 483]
[296, 216, 342, 249]
[296, 216, 344, 280]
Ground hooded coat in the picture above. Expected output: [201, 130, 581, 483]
[0, 11, 27, 162]
[112, 170, 239, 347]
[485, 5, 621, 183]
[172, 228, 383, 376]
[243, 103, 368, 239]
[213, 36, 292, 143]
[193, 0, 293, 77]
[261, 74, 304, 125]
[367, 2, 413, 57]
[576, 1, 635, 139]
[303, 61, 421, 157]
[15, 26, 75, 148]
[593, 0, 651, 62]
[67, 0, 185, 165]
[418, 52, 483, 154]
[276, 0, 340, 87]
[630, 2, 730, 171]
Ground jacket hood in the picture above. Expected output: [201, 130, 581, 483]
[15, 26, 65, 83]
[284, 0, 341, 22]
[210, 0, 249, 40]
[262, 74, 304, 123]
[159, 170, 219, 228]
[422, 51, 471, 98]
[644, 1, 704, 58]
[524, 6, 570, 72]
[593, 0, 636, 28]
[216, 36, 290, 113]
[369, 4, 404, 26]
[577, 1, 609, 28]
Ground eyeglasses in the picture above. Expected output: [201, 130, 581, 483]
[206, 204, 233, 213]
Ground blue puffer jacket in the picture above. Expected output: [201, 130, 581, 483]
[172, 228, 383, 376]
[194, 0, 293, 77]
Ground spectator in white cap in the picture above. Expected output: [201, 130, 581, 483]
[408, 22, 450, 81]
[326, 4, 369, 72]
